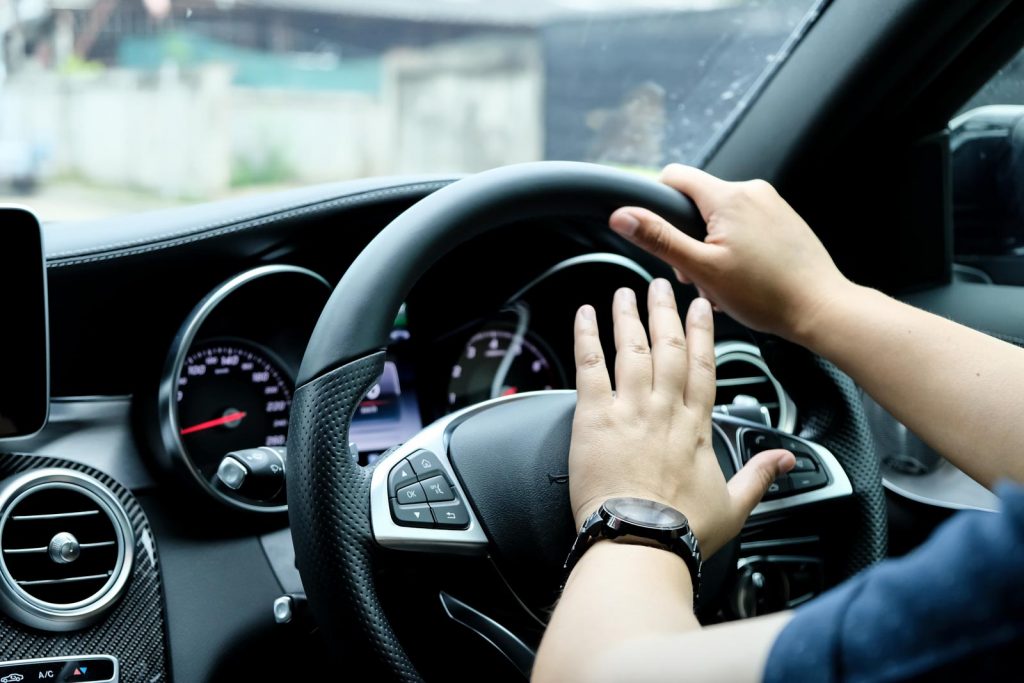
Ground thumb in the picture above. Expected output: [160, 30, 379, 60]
[726, 449, 796, 517]
[609, 206, 718, 277]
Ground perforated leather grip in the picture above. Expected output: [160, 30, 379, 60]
[758, 336, 887, 577]
[805, 358, 887, 575]
[286, 352, 422, 682]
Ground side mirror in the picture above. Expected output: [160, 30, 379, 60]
[950, 106, 1024, 257]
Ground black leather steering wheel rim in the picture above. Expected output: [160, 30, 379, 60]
[286, 161, 886, 681]
[295, 162, 705, 385]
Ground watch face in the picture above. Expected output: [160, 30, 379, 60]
[604, 497, 687, 530]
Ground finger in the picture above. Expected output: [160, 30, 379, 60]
[612, 288, 653, 399]
[683, 298, 717, 412]
[695, 286, 719, 311]
[609, 206, 720, 276]
[727, 449, 797, 517]
[574, 304, 612, 403]
[659, 163, 732, 220]
[672, 266, 692, 285]
[647, 279, 687, 397]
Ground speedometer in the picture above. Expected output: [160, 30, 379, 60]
[175, 341, 293, 483]
[447, 328, 564, 411]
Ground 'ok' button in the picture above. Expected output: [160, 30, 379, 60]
[396, 482, 427, 505]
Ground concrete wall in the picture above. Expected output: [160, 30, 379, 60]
[385, 35, 543, 174]
[1, 33, 542, 199]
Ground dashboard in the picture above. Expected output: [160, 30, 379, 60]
[0, 173, 986, 682]
[0, 173, 823, 683]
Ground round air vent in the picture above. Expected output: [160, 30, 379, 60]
[0, 469, 134, 631]
[715, 341, 797, 433]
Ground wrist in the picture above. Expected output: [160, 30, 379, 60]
[568, 539, 694, 602]
[787, 278, 864, 349]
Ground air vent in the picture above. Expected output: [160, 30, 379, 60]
[0, 469, 134, 631]
[715, 341, 797, 433]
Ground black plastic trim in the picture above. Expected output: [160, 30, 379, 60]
[44, 178, 455, 268]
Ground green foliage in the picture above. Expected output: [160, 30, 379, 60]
[57, 55, 104, 76]
[230, 147, 296, 187]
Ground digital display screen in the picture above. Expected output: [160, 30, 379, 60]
[0, 208, 48, 437]
[349, 309, 422, 463]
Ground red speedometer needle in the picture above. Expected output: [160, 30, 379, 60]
[180, 411, 247, 435]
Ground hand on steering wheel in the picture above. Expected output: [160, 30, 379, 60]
[609, 164, 852, 346]
[569, 281, 795, 557]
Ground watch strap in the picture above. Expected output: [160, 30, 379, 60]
[560, 507, 703, 603]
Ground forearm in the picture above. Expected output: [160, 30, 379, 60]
[532, 540, 791, 683]
[799, 283, 1024, 487]
[532, 541, 697, 683]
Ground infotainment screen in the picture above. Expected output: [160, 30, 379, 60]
[0, 207, 48, 438]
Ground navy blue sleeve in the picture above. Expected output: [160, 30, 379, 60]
[763, 482, 1024, 683]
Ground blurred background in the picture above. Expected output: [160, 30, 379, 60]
[0, 0, 820, 221]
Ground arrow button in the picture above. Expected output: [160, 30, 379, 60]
[387, 460, 417, 497]
[391, 501, 435, 527]
[429, 499, 470, 529]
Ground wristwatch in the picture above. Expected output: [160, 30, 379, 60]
[561, 497, 703, 601]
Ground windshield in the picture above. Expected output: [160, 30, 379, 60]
[0, 0, 824, 222]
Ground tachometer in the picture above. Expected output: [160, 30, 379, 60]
[447, 329, 564, 411]
[175, 341, 293, 482]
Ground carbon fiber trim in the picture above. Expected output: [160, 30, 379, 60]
[0, 455, 166, 682]
[286, 352, 421, 682]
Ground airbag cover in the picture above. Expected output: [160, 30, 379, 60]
[448, 392, 736, 607]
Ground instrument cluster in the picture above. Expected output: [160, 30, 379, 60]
[152, 255, 654, 512]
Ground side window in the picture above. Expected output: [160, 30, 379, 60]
[951, 48, 1024, 284]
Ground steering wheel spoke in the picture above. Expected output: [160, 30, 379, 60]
[711, 415, 854, 517]
[369, 397, 520, 555]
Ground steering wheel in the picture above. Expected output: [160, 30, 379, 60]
[286, 162, 886, 681]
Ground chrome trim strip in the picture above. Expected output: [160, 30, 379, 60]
[720, 420, 853, 516]
[713, 420, 743, 473]
[0, 655, 118, 682]
[12, 510, 100, 521]
[158, 265, 329, 514]
[0, 469, 135, 632]
[740, 535, 820, 551]
[50, 395, 133, 403]
[5, 541, 114, 555]
[737, 554, 823, 570]
[716, 376, 770, 387]
[508, 252, 654, 303]
[18, 573, 111, 587]
[714, 341, 797, 434]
